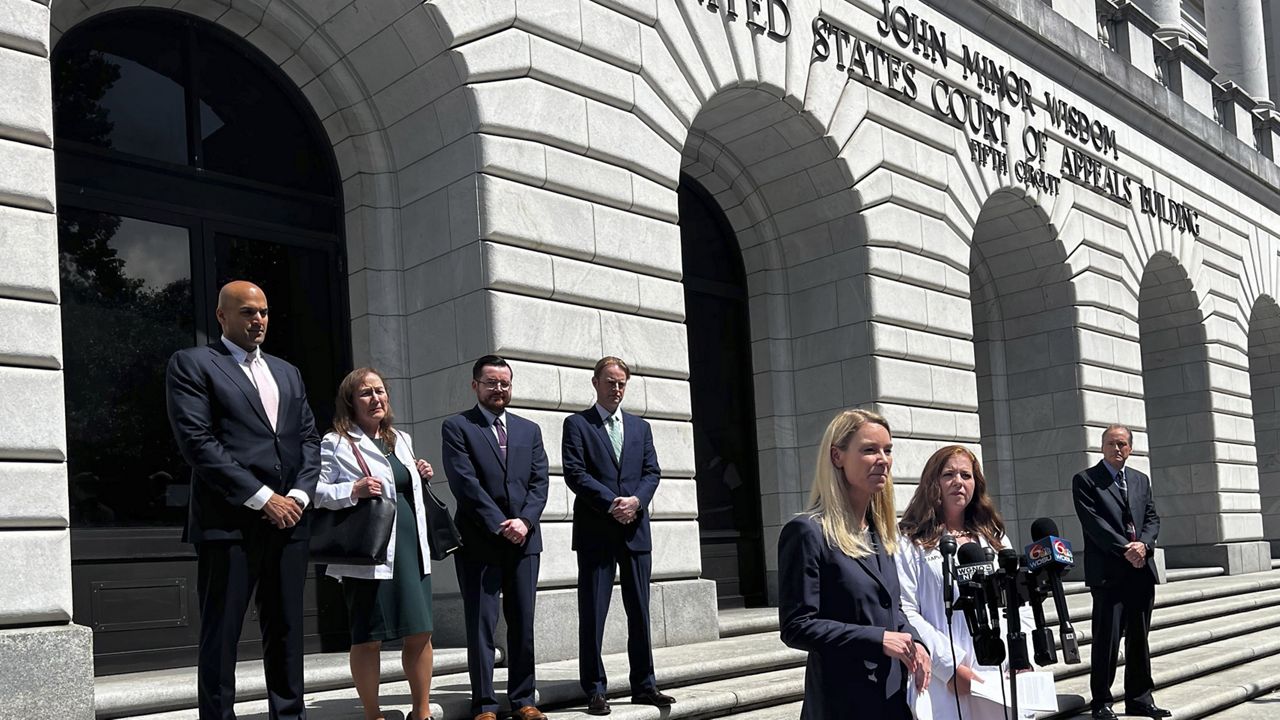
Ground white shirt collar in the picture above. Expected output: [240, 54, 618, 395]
[221, 336, 261, 364]
[595, 403, 622, 423]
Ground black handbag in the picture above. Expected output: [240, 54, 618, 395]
[310, 438, 396, 565]
[423, 481, 463, 561]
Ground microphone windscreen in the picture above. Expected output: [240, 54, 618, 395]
[957, 541, 986, 564]
[1030, 516, 1059, 540]
[998, 547, 1018, 571]
[939, 533, 957, 555]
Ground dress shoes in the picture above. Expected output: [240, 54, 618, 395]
[586, 693, 611, 715]
[1124, 702, 1172, 718]
[473, 713, 498, 720]
[511, 706, 548, 720]
[630, 689, 676, 707]
[1090, 706, 1119, 720]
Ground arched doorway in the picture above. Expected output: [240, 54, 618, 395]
[53, 10, 347, 673]
[969, 190, 1085, 546]
[679, 174, 767, 607]
[1249, 298, 1280, 555]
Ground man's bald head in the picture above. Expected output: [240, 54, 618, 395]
[218, 281, 266, 311]
[216, 281, 270, 352]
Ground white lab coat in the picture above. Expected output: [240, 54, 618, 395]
[896, 533, 1037, 720]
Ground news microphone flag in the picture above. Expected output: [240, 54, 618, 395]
[1025, 535, 1074, 572]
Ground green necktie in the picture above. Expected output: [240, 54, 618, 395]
[607, 415, 623, 462]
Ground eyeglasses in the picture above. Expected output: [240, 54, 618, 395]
[479, 381, 512, 391]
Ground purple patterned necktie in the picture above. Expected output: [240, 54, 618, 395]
[494, 416, 508, 461]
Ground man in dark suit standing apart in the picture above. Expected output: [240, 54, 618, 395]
[442, 355, 550, 720]
[562, 357, 675, 716]
[1072, 424, 1168, 720]
[166, 280, 320, 720]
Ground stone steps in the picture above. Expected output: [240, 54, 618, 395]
[1041, 622, 1280, 718]
[96, 649, 479, 719]
[102, 567, 1280, 719]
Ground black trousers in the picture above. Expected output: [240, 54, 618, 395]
[1089, 574, 1156, 709]
[196, 531, 309, 720]
[456, 550, 540, 715]
[577, 546, 655, 696]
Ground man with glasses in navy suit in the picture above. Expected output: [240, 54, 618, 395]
[562, 356, 675, 716]
[1072, 424, 1167, 720]
[442, 355, 550, 720]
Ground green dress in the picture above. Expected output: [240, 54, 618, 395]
[343, 439, 433, 642]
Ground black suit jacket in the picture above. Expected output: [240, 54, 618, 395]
[562, 408, 661, 553]
[1072, 461, 1160, 588]
[441, 406, 550, 558]
[779, 514, 922, 719]
[165, 342, 320, 543]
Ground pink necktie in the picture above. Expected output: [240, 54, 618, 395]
[250, 356, 279, 431]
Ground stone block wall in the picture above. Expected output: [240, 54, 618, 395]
[0, 0, 93, 716]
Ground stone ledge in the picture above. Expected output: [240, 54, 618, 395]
[0, 623, 92, 719]
[1164, 540, 1272, 575]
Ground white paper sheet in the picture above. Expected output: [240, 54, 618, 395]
[968, 668, 1059, 714]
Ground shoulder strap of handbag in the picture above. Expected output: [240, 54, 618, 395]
[348, 436, 374, 478]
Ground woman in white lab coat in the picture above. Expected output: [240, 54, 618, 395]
[896, 445, 1029, 720]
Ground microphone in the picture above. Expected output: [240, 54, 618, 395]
[955, 542, 1005, 665]
[940, 533, 957, 619]
[999, 548, 1032, 672]
[1024, 564, 1058, 665]
[955, 541, 996, 582]
[1024, 517, 1081, 663]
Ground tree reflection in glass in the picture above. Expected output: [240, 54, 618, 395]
[59, 208, 194, 526]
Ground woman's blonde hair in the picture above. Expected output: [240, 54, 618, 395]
[805, 408, 897, 559]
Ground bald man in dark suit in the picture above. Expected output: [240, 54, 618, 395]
[166, 280, 320, 720]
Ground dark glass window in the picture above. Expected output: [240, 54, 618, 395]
[195, 41, 332, 193]
[679, 175, 766, 607]
[53, 12, 332, 193]
[52, 17, 188, 163]
[214, 232, 342, 427]
[59, 209, 195, 526]
[53, 10, 346, 531]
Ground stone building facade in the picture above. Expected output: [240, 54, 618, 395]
[4, 0, 1280, 716]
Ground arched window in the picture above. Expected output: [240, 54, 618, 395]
[53, 9, 346, 672]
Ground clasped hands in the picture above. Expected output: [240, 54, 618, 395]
[1124, 540, 1148, 568]
[262, 493, 302, 529]
[610, 496, 640, 524]
[883, 631, 931, 690]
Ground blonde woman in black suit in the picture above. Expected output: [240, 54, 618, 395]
[778, 408, 930, 719]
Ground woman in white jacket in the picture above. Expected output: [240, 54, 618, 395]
[316, 367, 436, 720]
[896, 445, 1030, 720]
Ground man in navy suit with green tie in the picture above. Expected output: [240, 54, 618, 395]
[562, 356, 674, 716]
